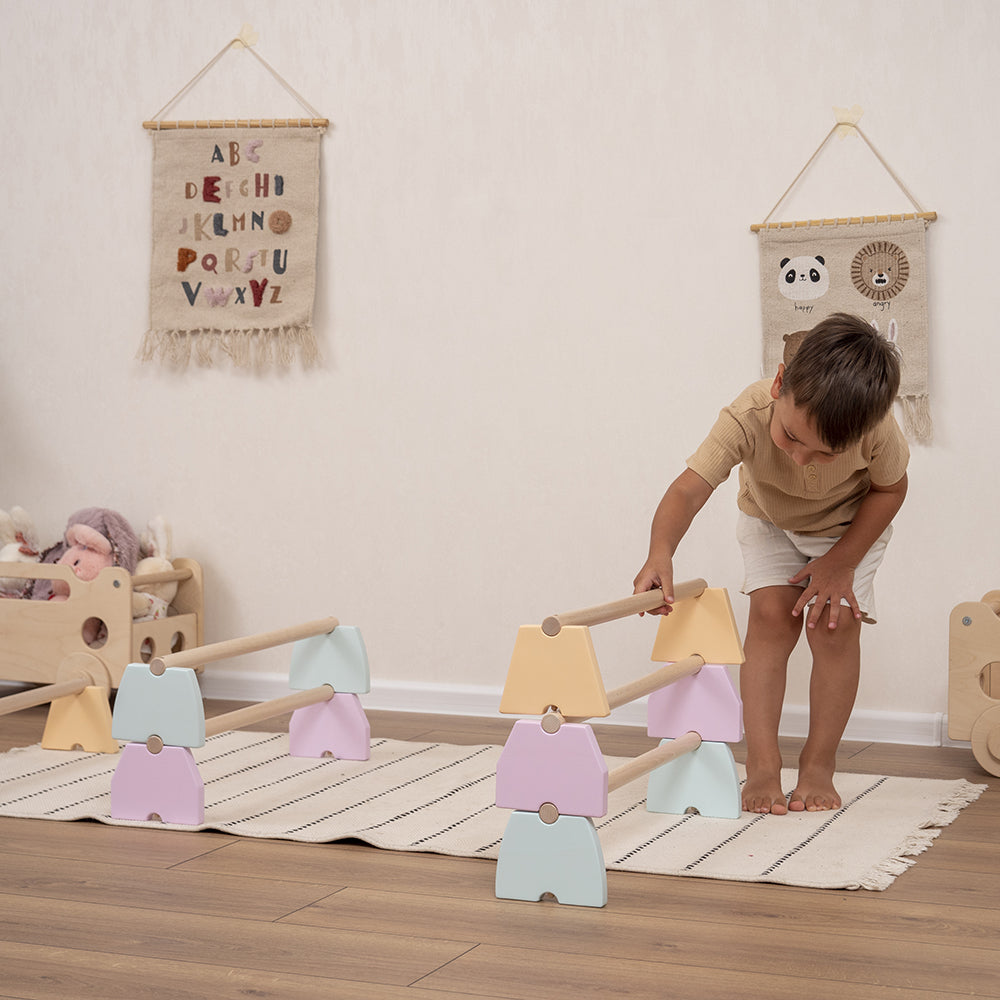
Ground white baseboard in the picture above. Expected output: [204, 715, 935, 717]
[197, 672, 955, 748]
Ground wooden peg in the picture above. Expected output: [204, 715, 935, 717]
[150, 617, 338, 674]
[606, 731, 702, 793]
[541, 579, 708, 636]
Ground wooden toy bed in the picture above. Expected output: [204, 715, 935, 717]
[0, 559, 204, 692]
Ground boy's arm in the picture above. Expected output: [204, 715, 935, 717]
[789, 472, 908, 629]
[633, 468, 714, 614]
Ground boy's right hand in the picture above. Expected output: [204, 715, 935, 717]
[632, 558, 675, 615]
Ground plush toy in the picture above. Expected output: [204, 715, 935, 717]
[47, 507, 139, 594]
[45, 508, 139, 645]
[0, 506, 41, 598]
[132, 515, 177, 621]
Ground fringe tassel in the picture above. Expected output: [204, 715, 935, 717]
[138, 326, 320, 371]
[899, 394, 933, 444]
[858, 779, 987, 891]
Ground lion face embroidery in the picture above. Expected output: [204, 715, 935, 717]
[851, 241, 909, 301]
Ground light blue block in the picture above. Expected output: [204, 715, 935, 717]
[495, 811, 607, 908]
[111, 663, 206, 748]
[288, 625, 370, 694]
[646, 739, 741, 819]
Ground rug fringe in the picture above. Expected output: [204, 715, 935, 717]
[858, 779, 987, 891]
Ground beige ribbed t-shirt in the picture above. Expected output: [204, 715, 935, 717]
[687, 379, 909, 537]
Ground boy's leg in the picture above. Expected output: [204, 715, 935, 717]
[741, 585, 803, 814]
[792, 608, 862, 811]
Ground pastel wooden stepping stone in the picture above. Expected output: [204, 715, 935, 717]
[650, 587, 745, 665]
[647, 663, 743, 742]
[110, 742, 205, 824]
[288, 692, 371, 760]
[499, 625, 609, 718]
[41, 686, 118, 753]
[646, 739, 742, 819]
[111, 663, 206, 748]
[495, 811, 607, 907]
[495, 720, 608, 817]
[288, 625, 371, 694]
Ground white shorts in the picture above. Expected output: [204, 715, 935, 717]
[736, 512, 892, 625]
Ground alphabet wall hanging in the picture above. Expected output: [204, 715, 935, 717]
[140, 28, 327, 370]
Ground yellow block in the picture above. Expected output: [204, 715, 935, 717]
[499, 625, 610, 718]
[41, 686, 119, 753]
[651, 588, 744, 665]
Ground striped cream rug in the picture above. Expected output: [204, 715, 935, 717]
[0, 731, 985, 891]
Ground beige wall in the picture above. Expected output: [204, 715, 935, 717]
[3, 0, 997, 742]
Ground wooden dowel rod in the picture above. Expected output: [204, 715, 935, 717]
[606, 731, 702, 793]
[150, 616, 338, 674]
[605, 655, 705, 712]
[143, 118, 329, 130]
[542, 578, 708, 636]
[131, 568, 194, 587]
[0, 678, 89, 717]
[750, 211, 937, 232]
[204, 684, 335, 737]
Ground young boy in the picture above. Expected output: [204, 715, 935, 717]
[633, 313, 908, 815]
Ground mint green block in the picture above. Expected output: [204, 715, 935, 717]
[646, 739, 741, 819]
[288, 625, 370, 694]
[495, 810, 607, 908]
[111, 663, 207, 748]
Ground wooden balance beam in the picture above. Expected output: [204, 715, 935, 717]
[541, 578, 707, 636]
[149, 616, 339, 675]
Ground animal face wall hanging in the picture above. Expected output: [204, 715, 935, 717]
[758, 218, 931, 442]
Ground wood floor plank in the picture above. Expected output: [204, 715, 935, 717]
[418, 942, 986, 1000]
[282, 886, 1000, 994]
[0, 940, 506, 1000]
[0, 852, 339, 921]
[177, 838, 499, 898]
[0, 815, 235, 868]
[0, 892, 475, 987]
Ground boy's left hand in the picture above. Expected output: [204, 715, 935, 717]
[788, 552, 861, 629]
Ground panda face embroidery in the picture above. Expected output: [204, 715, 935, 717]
[779, 255, 830, 301]
[851, 241, 909, 301]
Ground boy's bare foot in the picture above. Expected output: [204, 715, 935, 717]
[741, 773, 789, 815]
[789, 765, 842, 812]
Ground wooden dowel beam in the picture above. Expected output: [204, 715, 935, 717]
[150, 616, 339, 675]
[203, 684, 335, 738]
[131, 567, 194, 587]
[606, 731, 702, 793]
[542, 578, 708, 636]
[0, 678, 89, 717]
[605, 655, 705, 712]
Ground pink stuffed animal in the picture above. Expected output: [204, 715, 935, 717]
[47, 508, 140, 643]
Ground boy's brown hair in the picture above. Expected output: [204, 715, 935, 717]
[781, 313, 900, 451]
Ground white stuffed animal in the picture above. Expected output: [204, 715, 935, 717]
[0, 506, 42, 598]
[132, 515, 177, 620]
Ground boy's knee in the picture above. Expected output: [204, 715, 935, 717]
[748, 588, 803, 646]
[804, 610, 862, 651]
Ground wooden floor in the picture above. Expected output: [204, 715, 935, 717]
[0, 702, 997, 1000]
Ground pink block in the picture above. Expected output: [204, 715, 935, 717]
[288, 692, 371, 760]
[110, 742, 205, 825]
[495, 720, 608, 818]
[647, 663, 743, 742]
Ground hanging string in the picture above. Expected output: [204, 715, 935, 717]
[146, 31, 326, 129]
[756, 118, 933, 230]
